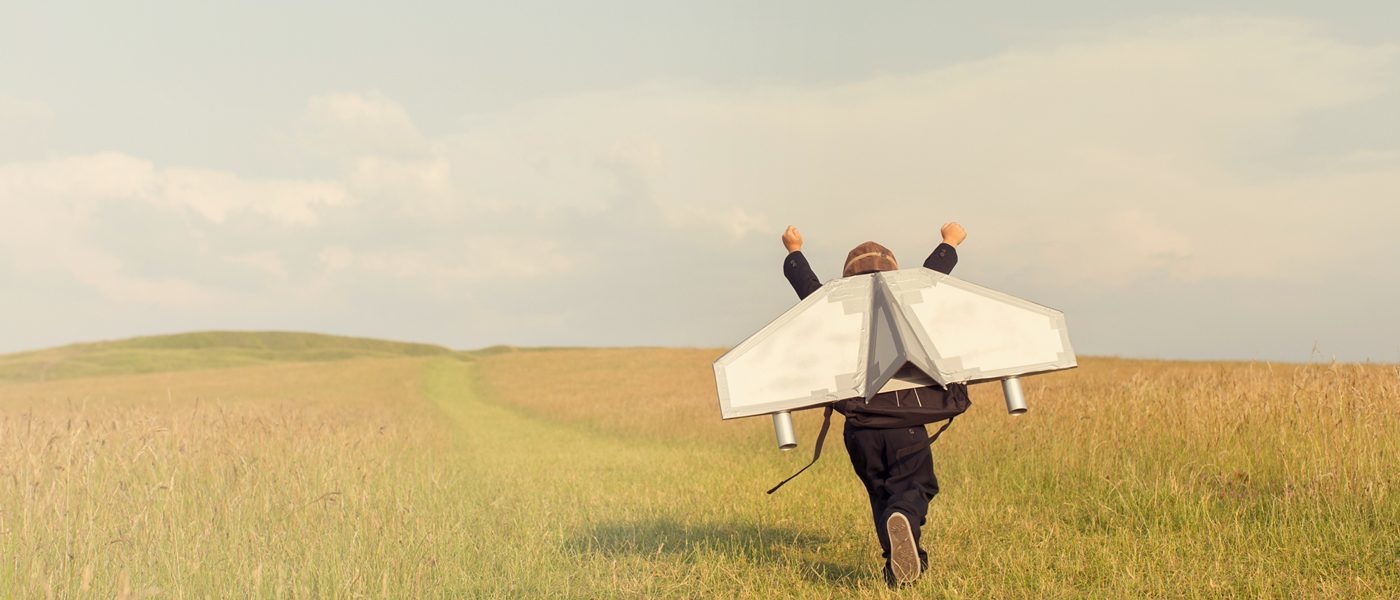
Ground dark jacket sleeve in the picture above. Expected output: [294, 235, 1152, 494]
[923, 243, 958, 275]
[783, 251, 823, 300]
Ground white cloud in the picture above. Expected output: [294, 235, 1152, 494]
[226, 251, 289, 279]
[0, 153, 347, 304]
[296, 92, 429, 159]
[318, 246, 354, 270]
[0, 153, 346, 226]
[155, 168, 346, 225]
[2, 15, 1397, 359]
[347, 155, 454, 217]
[72, 256, 219, 306]
[318, 236, 575, 287]
[237, 17, 1397, 289]
[412, 16, 1397, 286]
[0, 152, 154, 201]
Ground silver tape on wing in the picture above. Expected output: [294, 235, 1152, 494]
[714, 269, 1077, 420]
[878, 270, 1077, 385]
[713, 276, 874, 420]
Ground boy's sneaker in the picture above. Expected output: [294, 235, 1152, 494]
[885, 512, 920, 586]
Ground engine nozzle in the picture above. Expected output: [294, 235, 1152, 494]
[1002, 376, 1028, 415]
[772, 410, 797, 450]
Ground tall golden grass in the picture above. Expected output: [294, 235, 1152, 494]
[2, 342, 1396, 597]
[0, 357, 460, 597]
[476, 350, 1400, 597]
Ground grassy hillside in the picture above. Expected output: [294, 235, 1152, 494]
[0, 331, 453, 382]
[1, 340, 1396, 597]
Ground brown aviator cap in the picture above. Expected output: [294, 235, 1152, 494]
[843, 241, 898, 277]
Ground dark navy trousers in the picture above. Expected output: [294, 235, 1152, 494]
[843, 423, 939, 563]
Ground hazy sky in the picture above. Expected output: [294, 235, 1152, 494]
[2, 2, 1397, 362]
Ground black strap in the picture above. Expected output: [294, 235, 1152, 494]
[895, 416, 956, 460]
[766, 405, 834, 495]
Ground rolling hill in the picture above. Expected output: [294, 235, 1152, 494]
[0, 331, 455, 382]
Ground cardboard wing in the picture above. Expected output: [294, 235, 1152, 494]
[714, 269, 1075, 420]
[878, 269, 1075, 385]
[713, 276, 875, 420]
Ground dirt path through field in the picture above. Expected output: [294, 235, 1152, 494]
[421, 356, 884, 598]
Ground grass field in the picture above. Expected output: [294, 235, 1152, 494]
[1, 333, 1397, 598]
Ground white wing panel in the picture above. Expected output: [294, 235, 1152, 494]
[918, 284, 1063, 366]
[880, 270, 1076, 384]
[714, 268, 1076, 422]
[714, 277, 873, 419]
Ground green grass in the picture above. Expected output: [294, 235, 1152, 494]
[1, 335, 1396, 597]
[0, 331, 452, 383]
[442, 349, 1400, 598]
[425, 358, 886, 598]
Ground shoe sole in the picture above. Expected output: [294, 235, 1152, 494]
[886, 512, 919, 585]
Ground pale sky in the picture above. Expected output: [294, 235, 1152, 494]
[2, 1, 1398, 362]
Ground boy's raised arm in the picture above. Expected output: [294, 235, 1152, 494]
[781, 226, 823, 300]
[924, 221, 965, 275]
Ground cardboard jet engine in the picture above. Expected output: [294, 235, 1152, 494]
[714, 268, 1076, 450]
